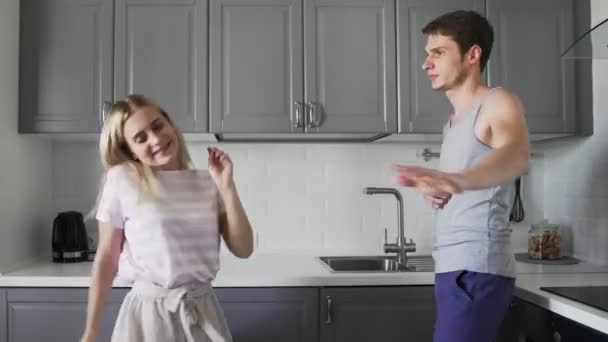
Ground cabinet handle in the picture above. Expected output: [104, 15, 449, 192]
[553, 330, 561, 342]
[294, 101, 304, 128]
[101, 101, 113, 123]
[306, 101, 317, 128]
[325, 295, 332, 325]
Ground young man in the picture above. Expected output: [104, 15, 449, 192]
[392, 10, 530, 342]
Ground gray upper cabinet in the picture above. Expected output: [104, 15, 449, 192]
[6, 288, 127, 342]
[320, 286, 436, 342]
[398, 0, 485, 133]
[19, 0, 582, 137]
[19, 0, 113, 133]
[20, 0, 207, 134]
[114, 0, 208, 132]
[209, 0, 303, 133]
[486, 0, 576, 134]
[209, 0, 397, 134]
[304, 0, 397, 133]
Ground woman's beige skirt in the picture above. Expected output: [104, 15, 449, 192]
[111, 282, 233, 342]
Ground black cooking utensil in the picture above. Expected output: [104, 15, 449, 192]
[510, 177, 524, 223]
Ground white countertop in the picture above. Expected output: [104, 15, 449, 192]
[1, 253, 607, 287]
[3, 253, 607, 287]
[0, 254, 437, 287]
[2, 253, 608, 335]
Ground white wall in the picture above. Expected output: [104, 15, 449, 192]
[541, 0, 608, 265]
[52, 141, 535, 257]
[0, 0, 53, 273]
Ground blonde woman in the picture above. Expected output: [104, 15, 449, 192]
[80, 94, 254, 342]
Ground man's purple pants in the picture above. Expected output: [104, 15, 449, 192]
[433, 270, 515, 342]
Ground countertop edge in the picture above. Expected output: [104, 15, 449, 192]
[2, 256, 608, 336]
[514, 285, 608, 335]
[0, 274, 437, 288]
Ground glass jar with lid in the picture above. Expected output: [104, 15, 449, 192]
[528, 220, 562, 259]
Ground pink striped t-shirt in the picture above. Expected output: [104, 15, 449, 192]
[96, 165, 225, 289]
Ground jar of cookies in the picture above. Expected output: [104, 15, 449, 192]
[528, 220, 562, 259]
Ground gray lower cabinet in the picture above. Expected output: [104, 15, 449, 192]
[1, 287, 319, 342]
[19, 0, 113, 133]
[497, 297, 553, 342]
[0, 286, 438, 341]
[498, 297, 608, 342]
[0, 289, 6, 342]
[552, 314, 608, 342]
[114, 0, 208, 133]
[398, 0, 485, 134]
[5, 288, 128, 342]
[209, 0, 397, 134]
[0, 287, 320, 342]
[487, 0, 576, 134]
[216, 287, 319, 342]
[320, 286, 436, 342]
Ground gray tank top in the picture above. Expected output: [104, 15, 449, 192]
[434, 88, 516, 278]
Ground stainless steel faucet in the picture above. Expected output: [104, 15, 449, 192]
[363, 187, 416, 265]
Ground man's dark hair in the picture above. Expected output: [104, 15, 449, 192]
[422, 10, 494, 72]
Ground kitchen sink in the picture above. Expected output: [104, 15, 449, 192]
[318, 255, 434, 273]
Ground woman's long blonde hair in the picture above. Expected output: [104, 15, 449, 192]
[99, 94, 192, 199]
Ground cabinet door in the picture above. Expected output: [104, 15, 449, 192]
[499, 297, 553, 342]
[304, 0, 397, 133]
[114, 0, 208, 132]
[0, 289, 6, 342]
[19, 0, 113, 133]
[552, 314, 608, 342]
[6, 288, 128, 342]
[486, 0, 575, 133]
[320, 286, 436, 342]
[497, 300, 522, 342]
[216, 287, 319, 342]
[398, 0, 485, 133]
[209, 0, 303, 133]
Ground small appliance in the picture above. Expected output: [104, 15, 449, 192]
[52, 211, 89, 262]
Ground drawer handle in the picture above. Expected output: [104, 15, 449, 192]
[294, 101, 304, 128]
[326, 295, 332, 325]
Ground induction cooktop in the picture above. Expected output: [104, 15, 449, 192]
[540, 286, 608, 312]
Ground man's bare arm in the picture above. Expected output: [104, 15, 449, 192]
[393, 89, 530, 195]
[453, 89, 530, 190]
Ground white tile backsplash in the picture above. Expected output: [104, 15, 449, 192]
[51, 141, 538, 257]
[539, 0, 608, 265]
[543, 135, 608, 264]
[51, 142, 441, 255]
